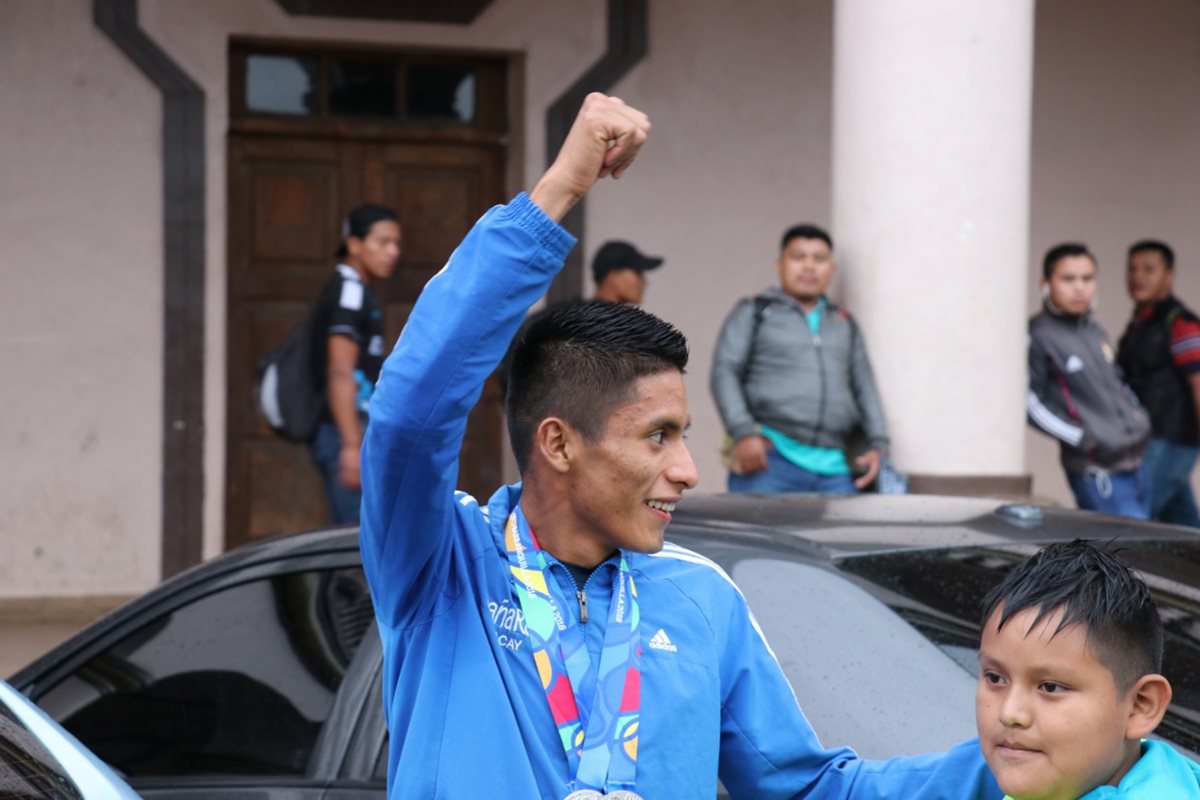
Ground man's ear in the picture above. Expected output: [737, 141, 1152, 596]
[534, 417, 577, 474]
[1125, 674, 1172, 740]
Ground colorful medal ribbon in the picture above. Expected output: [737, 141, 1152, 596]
[505, 506, 642, 794]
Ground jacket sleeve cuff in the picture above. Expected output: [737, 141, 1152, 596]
[730, 423, 761, 442]
[503, 192, 577, 262]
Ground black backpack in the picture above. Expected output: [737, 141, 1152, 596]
[255, 317, 324, 442]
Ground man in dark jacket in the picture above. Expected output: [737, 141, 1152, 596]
[1027, 243, 1150, 518]
[710, 224, 887, 493]
[1117, 239, 1200, 527]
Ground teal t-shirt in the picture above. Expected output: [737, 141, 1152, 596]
[1002, 739, 1200, 798]
[759, 299, 850, 476]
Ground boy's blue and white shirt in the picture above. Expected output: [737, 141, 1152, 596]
[360, 193, 1001, 799]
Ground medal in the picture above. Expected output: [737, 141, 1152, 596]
[507, 508, 643, 800]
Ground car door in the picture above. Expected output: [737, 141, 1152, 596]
[18, 552, 381, 799]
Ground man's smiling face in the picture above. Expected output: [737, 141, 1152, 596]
[976, 605, 1142, 800]
[565, 369, 698, 558]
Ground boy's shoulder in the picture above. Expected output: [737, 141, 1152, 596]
[1077, 739, 1200, 798]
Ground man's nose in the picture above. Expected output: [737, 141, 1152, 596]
[667, 442, 700, 490]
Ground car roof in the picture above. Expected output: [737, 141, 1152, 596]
[665, 493, 1198, 558]
[206, 494, 1198, 570]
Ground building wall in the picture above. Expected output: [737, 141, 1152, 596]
[0, 0, 163, 596]
[0, 0, 606, 597]
[2, 0, 1199, 602]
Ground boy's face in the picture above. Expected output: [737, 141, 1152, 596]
[1045, 254, 1097, 316]
[976, 605, 1141, 800]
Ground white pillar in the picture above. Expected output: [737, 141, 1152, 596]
[832, 0, 1034, 483]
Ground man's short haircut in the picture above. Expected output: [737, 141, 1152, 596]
[1042, 242, 1095, 280]
[981, 539, 1163, 693]
[780, 224, 833, 252]
[505, 301, 689, 473]
[1128, 239, 1176, 270]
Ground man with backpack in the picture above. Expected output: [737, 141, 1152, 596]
[308, 204, 401, 523]
[1117, 239, 1200, 526]
[710, 224, 888, 493]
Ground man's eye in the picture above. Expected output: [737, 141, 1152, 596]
[649, 431, 666, 444]
[1040, 682, 1064, 694]
[981, 671, 1004, 685]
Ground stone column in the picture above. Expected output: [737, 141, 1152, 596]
[832, 0, 1035, 494]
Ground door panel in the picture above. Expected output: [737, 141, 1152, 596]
[372, 143, 507, 497]
[226, 136, 505, 548]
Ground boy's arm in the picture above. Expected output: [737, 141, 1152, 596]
[359, 94, 651, 629]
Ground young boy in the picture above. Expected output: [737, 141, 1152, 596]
[976, 539, 1200, 798]
[1027, 243, 1151, 518]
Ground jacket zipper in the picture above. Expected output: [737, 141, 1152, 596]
[812, 325, 826, 446]
[576, 589, 589, 624]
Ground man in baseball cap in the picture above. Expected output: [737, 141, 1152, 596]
[591, 239, 664, 304]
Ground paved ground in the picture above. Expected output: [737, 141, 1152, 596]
[2, 621, 88, 680]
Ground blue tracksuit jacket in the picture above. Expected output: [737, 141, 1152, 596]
[360, 192, 1001, 799]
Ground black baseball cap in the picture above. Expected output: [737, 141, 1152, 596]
[591, 240, 664, 284]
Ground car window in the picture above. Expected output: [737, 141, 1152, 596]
[0, 701, 83, 800]
[839, 541, 1200, 758]
[35, 566, 373, 779]
[730, 558, 979, 759]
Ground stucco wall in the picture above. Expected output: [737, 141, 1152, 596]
[0, 0, 163, 596]
[0, 0, 605, 596]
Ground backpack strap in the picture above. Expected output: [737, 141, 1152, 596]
[741, 295, 778, 379]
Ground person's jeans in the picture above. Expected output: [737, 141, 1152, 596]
[309, 421, 362, 525]
[728, 446, 857, 494]
[1065, 463, 1150, 520]
[1142, 437, 1200, 528]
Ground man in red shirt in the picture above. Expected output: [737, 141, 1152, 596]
[1117, 240, 1200, 527]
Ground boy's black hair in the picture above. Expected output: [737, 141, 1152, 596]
[780, 224, 833, 252]
[1042, 242, 1095, 280]
[981, 539, 1163, 692]
[1128, 239, 1176, 270]
[505, 300, 689, 474]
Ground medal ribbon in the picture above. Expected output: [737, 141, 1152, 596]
[505, 507, 642, 793]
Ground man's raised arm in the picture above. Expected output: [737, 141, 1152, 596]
[359, 94, 651, 628]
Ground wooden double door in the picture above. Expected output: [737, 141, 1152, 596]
[225, 134, 506, 547]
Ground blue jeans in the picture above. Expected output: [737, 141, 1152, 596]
[728, 447, 857, 494]
[1143, 438, 1200, 528]
[309, 421, 361, 525]
[1065, 463, 1150, 520]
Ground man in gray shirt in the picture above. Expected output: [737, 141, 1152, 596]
[711, 224, 888, 493]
